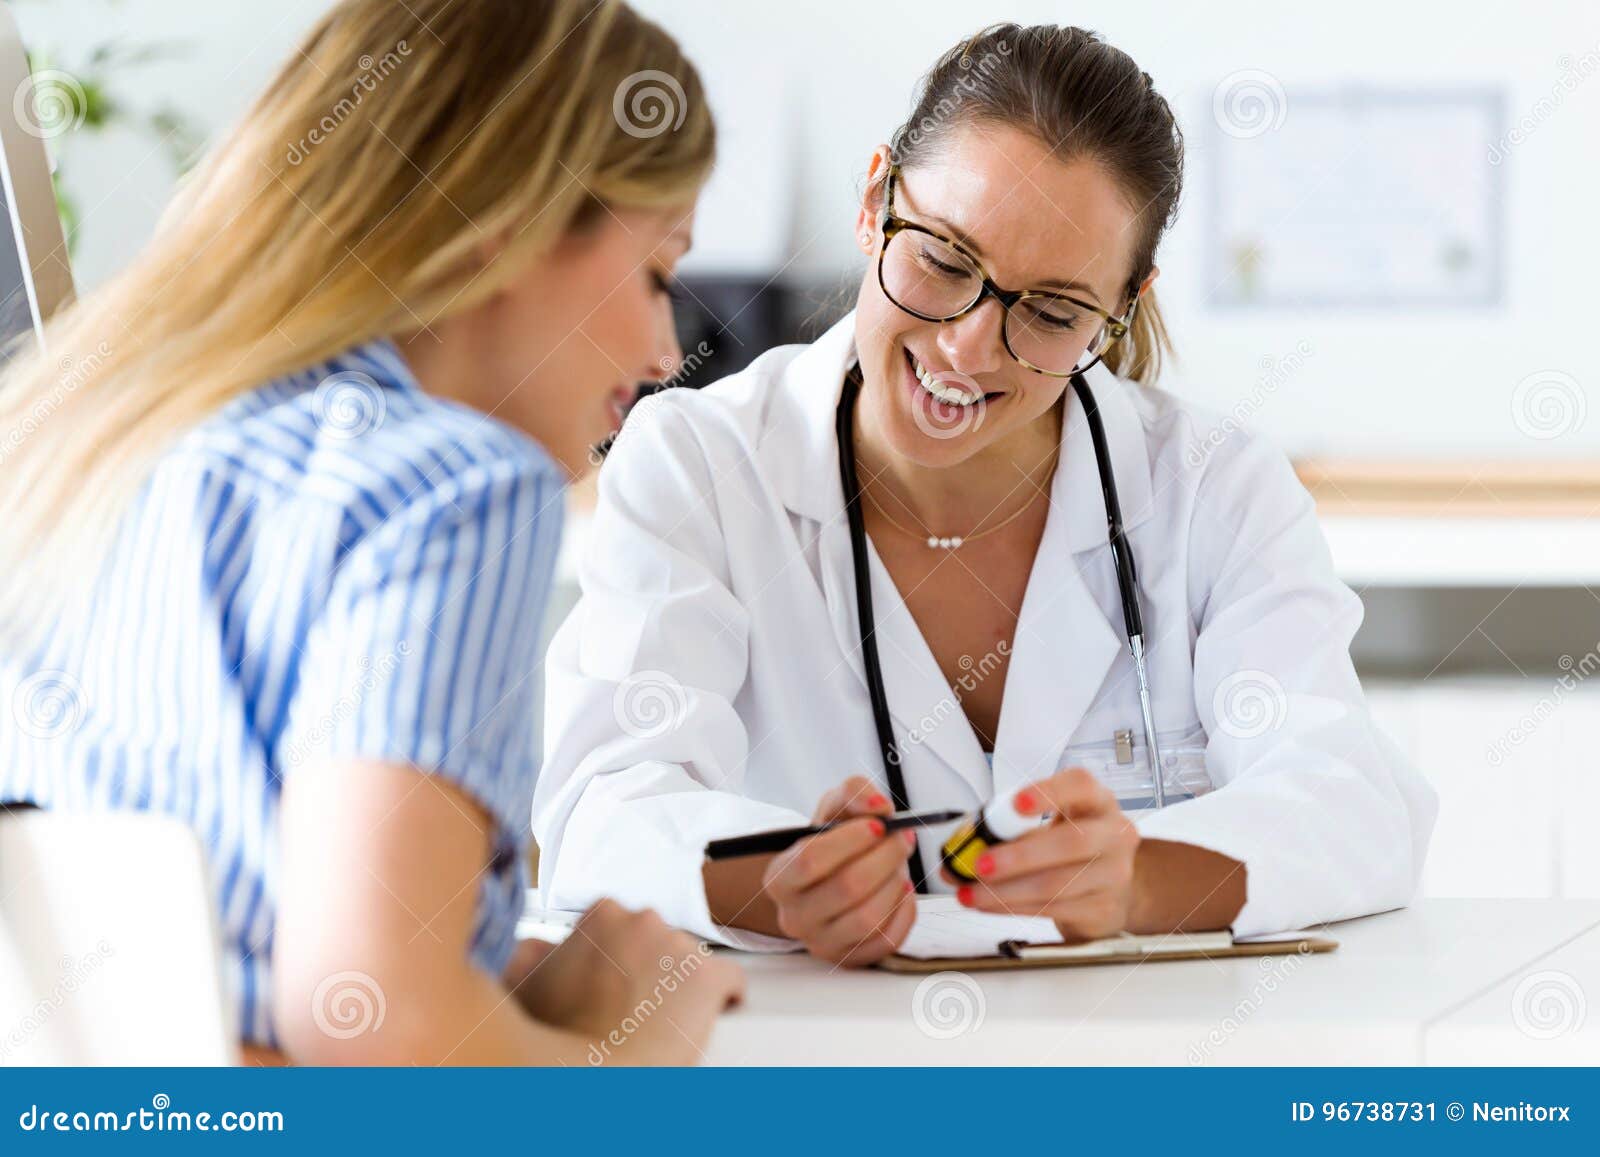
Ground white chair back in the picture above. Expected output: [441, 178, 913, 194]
[0, 810, 235, 1065]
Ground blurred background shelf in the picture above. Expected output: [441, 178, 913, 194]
[1295, 459, 1600, 587]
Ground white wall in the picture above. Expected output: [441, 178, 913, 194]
[13, 0, 328, 286]
[630, 0, 1600, 461]
[21, 0, 1600, 459]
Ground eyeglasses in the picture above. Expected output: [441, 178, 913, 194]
[875, 165, 1138, 377]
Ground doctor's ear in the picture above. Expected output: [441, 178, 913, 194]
[855, 145, 895, 257]
[1135, 265, 1161, 300]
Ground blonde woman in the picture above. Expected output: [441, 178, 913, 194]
[0, 0, 741, 1064]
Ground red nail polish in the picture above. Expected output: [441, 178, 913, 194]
[975, 853, 995, 878]
[1014, 789, 1036, 814]
[868, 819, 886, 837]
[901, 829, 917, 848]
[866, 793, 889, 810]
[903, 879, 914, 894]
[957, 885, 974, 906]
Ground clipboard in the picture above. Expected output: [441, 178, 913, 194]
[877, 930, 1338, 973]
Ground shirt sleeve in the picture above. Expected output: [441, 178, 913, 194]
[533, 394, 807, 951]
[1133, 429, 1438, 936]
[276, 458, 563, 846]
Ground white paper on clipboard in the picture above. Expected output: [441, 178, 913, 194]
[895, 896, 1065, 960]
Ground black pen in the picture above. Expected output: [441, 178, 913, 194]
[704, 809, 965, 861]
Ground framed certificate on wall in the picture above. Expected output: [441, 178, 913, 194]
[1207, 86, 1504, 308]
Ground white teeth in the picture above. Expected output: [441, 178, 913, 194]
[911, 354, 980, 407]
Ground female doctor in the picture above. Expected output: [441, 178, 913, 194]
[535, 24, 1437, 964]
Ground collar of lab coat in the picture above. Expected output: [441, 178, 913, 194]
[757, 311, 1158, 796]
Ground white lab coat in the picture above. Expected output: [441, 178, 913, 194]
[534, 312, 1437, 948]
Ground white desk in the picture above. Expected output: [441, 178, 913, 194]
[523, 900, 1600, 1065]
[1426, 912, 1600, 1065]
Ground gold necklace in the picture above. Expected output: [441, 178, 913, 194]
[859, 476, 1047, 550]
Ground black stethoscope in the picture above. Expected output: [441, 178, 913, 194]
[835, 363, 1165, 891]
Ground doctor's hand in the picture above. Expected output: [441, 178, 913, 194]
[759, 775, 918, 966]
[946, 768, 1141, 942]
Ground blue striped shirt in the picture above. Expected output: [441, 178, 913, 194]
[0, 339, 565, 1046]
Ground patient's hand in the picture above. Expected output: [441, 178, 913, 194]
[502, 937, 559, 994]
[505, 899, 745, 1064]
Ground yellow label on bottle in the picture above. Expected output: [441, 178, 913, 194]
[941, 823, 988, 882]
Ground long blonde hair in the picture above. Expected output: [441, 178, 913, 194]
[0, 0, 713, 644]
